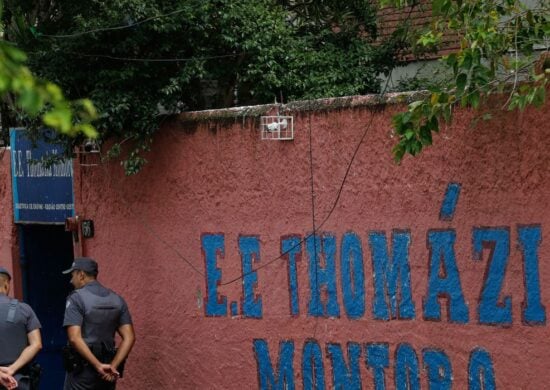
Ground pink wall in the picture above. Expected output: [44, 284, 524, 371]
[2, 94, 550, 388]
[0, 148, 16, 291]
[72, 96, 550, 389]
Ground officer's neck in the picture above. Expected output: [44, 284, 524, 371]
[79, 278, 98, 288]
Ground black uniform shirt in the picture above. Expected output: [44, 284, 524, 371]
[63, 281, 132, 345]
[0, 294, 41, 365]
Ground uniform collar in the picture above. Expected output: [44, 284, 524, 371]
[81, 280, 100, 289]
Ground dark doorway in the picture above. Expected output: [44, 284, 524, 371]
[19, 224, 74, 390]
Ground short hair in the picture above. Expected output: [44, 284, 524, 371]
[82, 270, 98, 278]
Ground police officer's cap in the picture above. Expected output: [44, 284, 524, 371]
[62, 257, 98, 275]
[0, 266, 11, 281]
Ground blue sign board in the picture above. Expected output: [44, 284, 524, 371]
[10, 128, 74, 224]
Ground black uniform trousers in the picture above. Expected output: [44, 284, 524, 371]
[64, 367, 116, 390]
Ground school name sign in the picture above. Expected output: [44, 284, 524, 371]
[200, 187, 546, 389]
[10, 128, 74, 224]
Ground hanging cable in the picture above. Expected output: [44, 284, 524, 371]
[41, 8, 191, 38]
[96, 149, 205, 277]
[68, 52, 241, 63]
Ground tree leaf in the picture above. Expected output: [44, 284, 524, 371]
[456, 73, 467, 93]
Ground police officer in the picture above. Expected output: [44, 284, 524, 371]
[0, 267, 42, 390]
[62, 258, 135, 390]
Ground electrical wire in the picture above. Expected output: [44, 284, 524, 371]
[220, 75, 392, 286]
[307, 114, 320, 337]
[84, 68, 390, 287]
[96, 149, 205, 277]
[41, 8, 191, 38]
[69, 52, 241, 63]
[77, 3, 411, 288]
[219, 3, 414, 287]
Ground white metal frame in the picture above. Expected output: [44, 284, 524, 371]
[260, 116, 294, 140]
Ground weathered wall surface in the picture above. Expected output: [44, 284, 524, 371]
[45, 96, 550, 388]
[0, 149, 15, 281]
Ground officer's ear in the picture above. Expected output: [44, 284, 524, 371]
[0, 276, 8, 292]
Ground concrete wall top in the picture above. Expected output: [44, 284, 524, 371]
[177, 91, 428, 122]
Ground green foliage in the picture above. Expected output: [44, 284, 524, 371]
[3, 0, 405, 174]
[0, 36, 97, 138]
[387, 0, 550, 162]
[5, 0, 546, 168]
